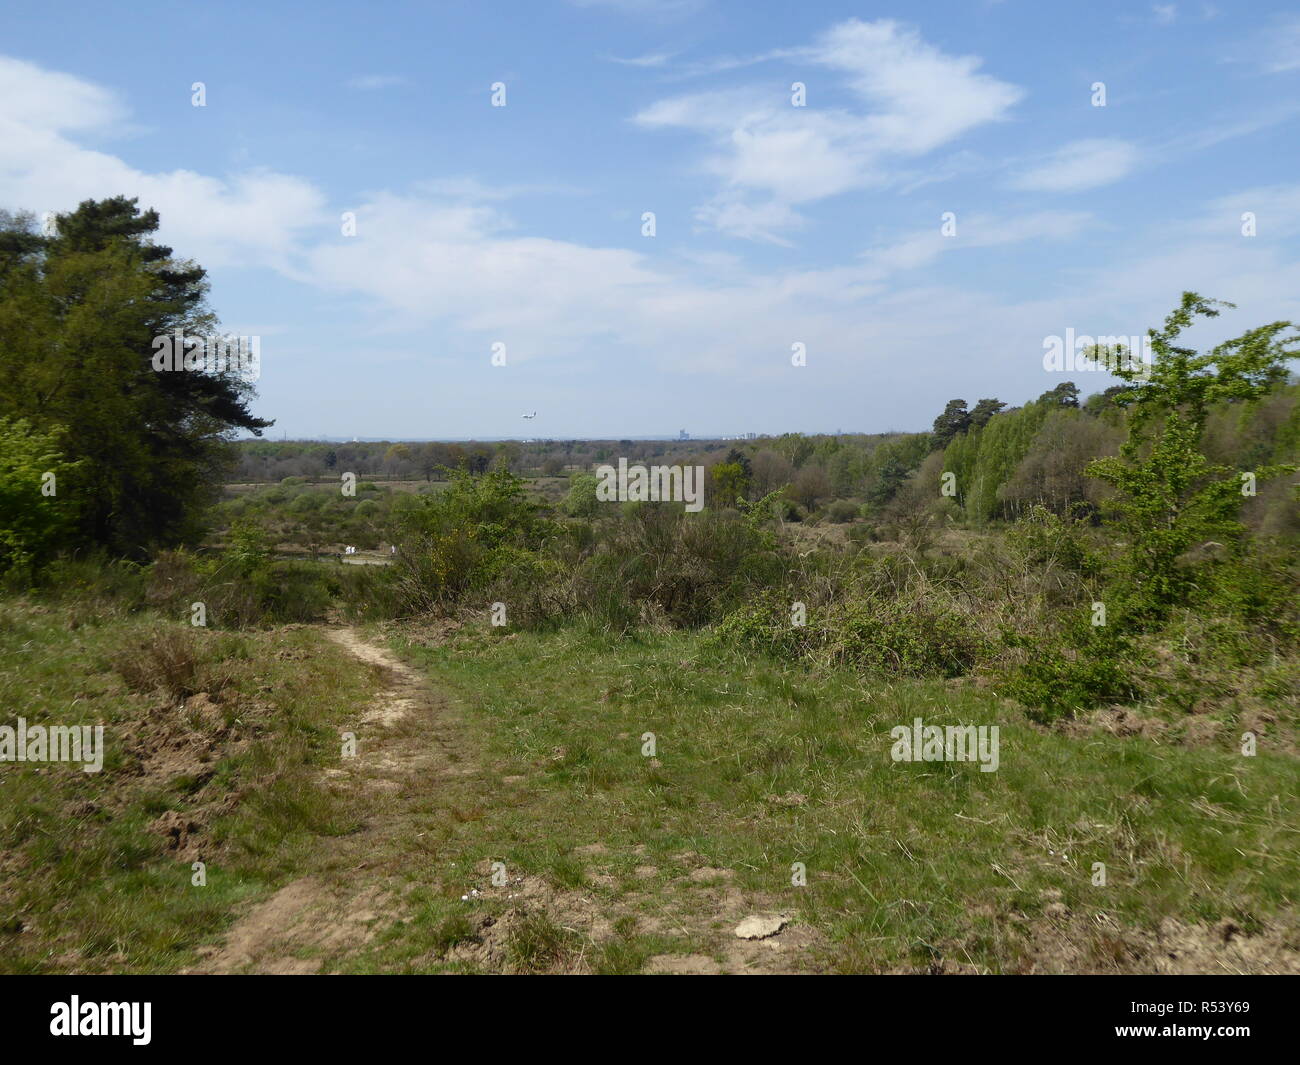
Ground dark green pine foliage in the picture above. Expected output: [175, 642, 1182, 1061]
[0, 196, 271, 557]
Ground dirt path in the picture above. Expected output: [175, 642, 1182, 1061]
[190, 624, 461, 974]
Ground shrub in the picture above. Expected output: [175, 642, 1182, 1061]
[254, 564, 336, 623]
[1005, 505, 1100, 578]
[826, 499, 860, 523]
[718, 586, 987, 679]
[393, 468, 551, 612]
[562, 473, 601, 519]
[1000, 623, 1139, 722]
[575, 507, 781, 631]
[0, 418, 83, 574]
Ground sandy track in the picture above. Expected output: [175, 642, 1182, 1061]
[191, 625, 449, 974]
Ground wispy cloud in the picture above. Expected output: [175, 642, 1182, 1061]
[1011, 139, 1139, 193]
[636, 18, 1023, 241]
[859, 210, 1093, 276]
[413, 177, 588, 201]
[1263, 15, 1300, 73]
[604, 50, 679, 68]
[345, 74, 408, 90]
[1222, 13, 1300, 74]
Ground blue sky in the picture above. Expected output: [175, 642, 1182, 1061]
[2, 0, 1299, 438]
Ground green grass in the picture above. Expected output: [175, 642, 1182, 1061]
[0, 598, 371, 973]
[365, 623, 1298, 974]
[2, 586, 1295, 974]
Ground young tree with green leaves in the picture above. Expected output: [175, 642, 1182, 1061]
[1086, 292, 1298, 613]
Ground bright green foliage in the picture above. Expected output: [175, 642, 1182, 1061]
[394, 467, 550, 607]
[1001, 622, 1138, 722]
[943, 401, 1047, 523]
[711, 462, 749, 506]
[1086, 293, 1299, 613]
[712, 448, 753, 505]
[224, 519, 272, 578]
[563, 472, 602, 518]
[718, 586, 988, 678]
[0, 417, 82, 572]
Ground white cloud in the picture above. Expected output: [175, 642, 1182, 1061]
[693, 197, 804, 246]
[1011, 139, 1139, 193]
[299, 193, 667, 358]
[412, 176, 586, 202]
[861, 210, 1092, 275]
[604, 50, 679, 68]
[3, 55, 1298, 435]
[0, 56, 125, 133]
[806, 19, 1023, 155]
[1224, 14, 1300, 74]
[0, 56, 328, 269]
[346, 74, 408, 90]
[635, 19, 1023, 240]
[1263, 15, 1300, 73]
[1189, 184, 1300, 239]
[290, 193, 1107, 389]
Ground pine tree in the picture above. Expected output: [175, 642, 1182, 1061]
[931, 399, 970, 449]
[0, 198, 272, 556]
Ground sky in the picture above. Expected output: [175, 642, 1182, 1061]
[2, 0, 1299, 439]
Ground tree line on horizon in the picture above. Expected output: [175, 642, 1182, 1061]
[2, 196, 1298, 578]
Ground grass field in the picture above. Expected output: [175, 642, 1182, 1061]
[352, 623, 1299, 973]
[5, 594, 1294, 974]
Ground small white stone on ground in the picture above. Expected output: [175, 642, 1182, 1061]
[734, 914, 787, 940]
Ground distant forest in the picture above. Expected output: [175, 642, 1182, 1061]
[229, 374, 1300, 536]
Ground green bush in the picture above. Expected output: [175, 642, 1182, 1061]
[1001, 624, 1139, 722]
[718, 586, 987, 678]
[393, 468, 551, 612]
[826, 499, 860, 523]
[575, 506, 781, 631]
[0, 418, 83, 574]
[1005, 505, 1100, 578]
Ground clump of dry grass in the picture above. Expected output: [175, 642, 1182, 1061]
[110, 627, 235, 701]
